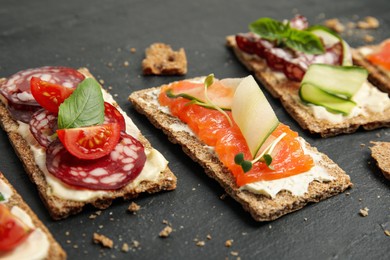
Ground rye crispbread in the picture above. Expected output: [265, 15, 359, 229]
[128, 84, 352, 222]
[0, 172, 66, 259]
[226, 35, 390, 137]
[0, 68, 176, 220]
[352, 44, 390, 95]
[142, 43, 187, 75]
[370, 141, 390, 180]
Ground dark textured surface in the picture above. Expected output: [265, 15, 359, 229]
[0, 0, 389, 259]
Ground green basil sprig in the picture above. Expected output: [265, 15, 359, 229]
[58, 78, 104, 129]
[249, 17, 325, 55]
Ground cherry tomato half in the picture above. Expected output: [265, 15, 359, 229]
[30, 76, 75, 114]
[56, 123, 121, 160]
[0, 204, 31, 252]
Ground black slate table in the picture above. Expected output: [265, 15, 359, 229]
[1, 0, 389, 259]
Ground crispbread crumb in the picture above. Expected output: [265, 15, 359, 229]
[121, 243, 129, 252]
[324, 18, 345, 33]
[359, 207, 369, 217]
[231, 251, 239, 256]
[159, 226, 173, 238]
[93, 233, 114, 248]
[384, 230, 390, 237]
[127, 202, 140, 213]
[357, 16, 380, 29]
[220, 193, 228, 200]
[364, 35, 374, 43]
[196, 241, 205, 247]
[142, 43, 187, 75]
[123, 61, 129, 67]
[130, 48, 136, 53]
[225, 239, 233, 247]
[132, 240, 140, 248]
[206, 234, 212, 240]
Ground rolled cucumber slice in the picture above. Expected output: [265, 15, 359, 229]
[232, 76, 279, 158]
[301, 64, 368, 99]
[308, 25, 352, 65]
[299, 83, 357, 115]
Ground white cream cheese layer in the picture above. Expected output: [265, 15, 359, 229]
[309, 82, 390, 123]
[16, 89, 167, 201]
[149, 86, 333, 198]
[0, 206, 49, 260]
[240, 137, 334, 198]
[0, 179, 13, 202]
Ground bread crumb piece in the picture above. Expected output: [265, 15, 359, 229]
[130, 48, 136, 53]
[384, 230, 390, 237]
[220, 193, 228, 200]
[142, 43, 187, 75]
[206, 234, 212, 240]
[324, 18, 345, 33]
[196, 241, 205, 247]
[107, 62, 113, 68]
[364, 35, 375, 43]
[99, 79, 105, 85]
[162, 219, 169, 225]
[231, 251, 239, 256]
[159, 226, 173, 238]
[65, 231, 70, 236]
[93, 233, 114, 248]
[225, 239, 233, 247]
[123, 61, 129, 67]
[121, 243, 129, 252]
[360, 143, 366, 148]
[96, 210, 102, 216]
[304, 218, 308, 221]
[132, 240, 140, 248]
[359, 207, 369, 217]
[89, 214, 97, 219]
[357, 16, 380, 29]
[345, 192, 350, 196]
[127, 202, 140, 213]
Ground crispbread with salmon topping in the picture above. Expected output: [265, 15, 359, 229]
[0, 172, 66, 259]
[0, 67, 176, 220]
[129, 82, 352, 221]
[226, 35, 390, 137]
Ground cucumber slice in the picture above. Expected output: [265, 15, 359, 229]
[302, 64, 368, 98]
[232, 76, 279, 158]
[299, 83, 357, 115]
[308, 25, 352, 65]
[167, 79, 238, 110]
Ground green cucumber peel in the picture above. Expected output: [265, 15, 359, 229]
[249, 17, 325, 54]
[58, 78, 105, 129]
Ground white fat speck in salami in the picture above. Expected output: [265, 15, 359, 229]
[29, 108, 58, 147]
[45, 132, 146, 190]
[0, 66, 85, 122]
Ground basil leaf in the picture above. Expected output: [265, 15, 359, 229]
[0, 192, 4, 202]
[285, 29, 325, 54]
[58, 78, 104, 129]
[249, 17, 288, 43]
[249, 17, 325, 54]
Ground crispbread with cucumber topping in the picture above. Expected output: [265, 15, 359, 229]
[0, 67, 176, 220]
[129, 75, 352, 221]
[226, 15, 390, 137]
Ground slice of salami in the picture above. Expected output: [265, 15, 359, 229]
[103, 102, 126, 131]
[29, 109, 58, 147]
[46, 132, 146, 190]
[0, 66, 85, 122]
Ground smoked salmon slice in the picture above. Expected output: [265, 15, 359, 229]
[367, 40, 390, 71]
[159, 80, 314, 186]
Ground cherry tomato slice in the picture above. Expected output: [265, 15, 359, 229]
[56, 123, 121, 160]
[30, 76, 75, 114]
[0, 204, 31, 252]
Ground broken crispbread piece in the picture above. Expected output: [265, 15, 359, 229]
[0, 172, 66, 259]
[0, 67, 176, 220]
[370, 141, 390, 180]
[129, 80, 352, 221]
[142, 43, 187, 75]
[226, 35, 390, 137]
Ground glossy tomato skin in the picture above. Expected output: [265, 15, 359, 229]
[0, 204, 31, 252]
[30, 76, 75, 114]
[56, 123, 121, 160]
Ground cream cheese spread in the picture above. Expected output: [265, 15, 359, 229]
[16, 88, 167, 201]
[0, 179, 13, 202]
[0, 206, 49, 260]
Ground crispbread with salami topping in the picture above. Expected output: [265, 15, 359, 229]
[226, 35, 390, 137]
[129, 82, 352, 222]
[0, 172, 66, 259]
[0, 67, 176, 220]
